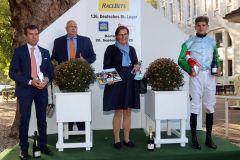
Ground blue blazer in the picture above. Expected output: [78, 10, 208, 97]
[9, 44, 53, 97]
[51, 35, 96, 64]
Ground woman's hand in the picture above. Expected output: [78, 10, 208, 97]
[133, 64, 141, 72]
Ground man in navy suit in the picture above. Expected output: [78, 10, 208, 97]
[51, 20, 96, 131]
[9, 25, 53, 160]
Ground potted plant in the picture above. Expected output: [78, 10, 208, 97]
[144, 58, 188, 148]
[53, 59, 95, 151]
[145, 58, 184, 91]
[54, 59, 95, 92]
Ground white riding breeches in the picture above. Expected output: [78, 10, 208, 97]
[189, 70, 216, 114]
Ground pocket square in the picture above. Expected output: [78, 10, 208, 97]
[44, 58, 48, 60]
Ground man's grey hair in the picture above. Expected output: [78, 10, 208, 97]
[66, 20, 77, 28]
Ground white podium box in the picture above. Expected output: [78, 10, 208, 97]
[145, 90, 188, 148]
[55, 92, 92, 151]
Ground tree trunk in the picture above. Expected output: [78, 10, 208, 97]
[8, 99, 20, 138]
[8, 0, 79, 138]
[9, 0, 79, 47]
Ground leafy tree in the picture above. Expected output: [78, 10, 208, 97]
[0, 0, 13, 83]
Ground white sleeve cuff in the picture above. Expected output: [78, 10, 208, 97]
[28, 80, 32, 85]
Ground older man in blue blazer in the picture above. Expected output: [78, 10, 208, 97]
[51, 20, 96, 131]
[9, 24, 53, 160]
[51, 20, 96, 64]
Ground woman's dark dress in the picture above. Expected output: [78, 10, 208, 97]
[103, 45, 140, 111]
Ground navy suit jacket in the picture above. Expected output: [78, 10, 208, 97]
[9, 44, 53, 97]
[51, 35, 96, 64]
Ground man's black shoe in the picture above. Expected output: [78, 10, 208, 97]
[205, 135, 217, 149]
[19, 150, 28, 160]
[191, 142, 201, 150]
[191, 136, 201, 150]
[40, 146, 52, 155]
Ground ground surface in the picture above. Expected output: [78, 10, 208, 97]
[0, 96, 240, 153]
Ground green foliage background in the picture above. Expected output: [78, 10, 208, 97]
[0, 0, 13, 83]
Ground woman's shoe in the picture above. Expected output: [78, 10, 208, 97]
[114, 142, 122, 150]
[123, 141, 135, 148]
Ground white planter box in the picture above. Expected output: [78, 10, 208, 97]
[56, 92, 91, 122]
[145, 90, 188, 120]
[55, 92, 92, 151]
[145, 90, 188, 147]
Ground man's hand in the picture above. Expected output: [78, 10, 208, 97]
[186, 51, 201, 68]
[187, 58, 197, 67]
[190, 71, 197, 77]
[80, 55, 86, 61]
[31, 79, 42, 89]
[107, 80, 114, 85]
[217, 67, 222, 76]
[32, 78, 49, 89]
[189, 66, 198, 77]
[39, 78, 49, 89]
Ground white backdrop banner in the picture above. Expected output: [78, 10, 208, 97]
[85, 0, 142, 130]
[32, 0, 142, 134]
[30, 0, 191, 134]
[86, 0, 141, 72]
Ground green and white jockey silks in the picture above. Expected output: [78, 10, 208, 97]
[178, 35, 220, 76]
[178, 34, 221, 114]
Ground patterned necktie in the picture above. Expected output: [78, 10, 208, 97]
[70, 38, 76, 59]
[31, 47, 37, 79]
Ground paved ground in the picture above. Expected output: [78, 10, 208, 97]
[0, 96, 18, 152]
[210, 98, 240, 146]
[0, 96, 240, 153]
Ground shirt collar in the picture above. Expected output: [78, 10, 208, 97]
[27, 43, 38, 51]
[66, 35, 77, 40]
[196, 33, 207, 38]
